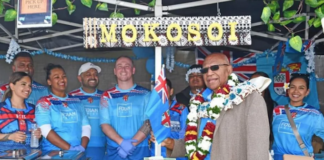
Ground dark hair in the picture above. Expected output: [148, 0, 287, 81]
[250, 71, 275, 144]
[12, 52, 33, 65]
[115, 56, 134, 67]
[289, 73, 310, 89]
[44, 63, 65, 81]
[2, 72, 32, 102]
[166, 78, 172, 89]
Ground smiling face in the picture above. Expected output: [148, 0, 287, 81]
[47, 68, 67, 93]
[10, 76, 32, 99]
[78, 68, 99, 89]
[114, 57, 135, 82]
[202, 53, 232, 91]
[188, 73, 204, 89]
[288, 78, 309, 106]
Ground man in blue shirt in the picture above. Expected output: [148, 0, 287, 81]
[151, 78, 189, 160]
[0, 52, 48, 104]
[69, 62, 106, 160]
[100, 56, 151, 160]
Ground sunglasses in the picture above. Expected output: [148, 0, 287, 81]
[200, 64, 229, 74]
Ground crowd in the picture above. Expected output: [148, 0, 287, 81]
[0, 51, 323, 160]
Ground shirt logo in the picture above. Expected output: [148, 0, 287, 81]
[123, 95, 128, 101]
[117, 103, 132, 117]
[61, 109, 78, 123]
[87, 97, 93, 104]
[84, 105, 99, 119]
[62, 102, 68, 108]
[278, 120, 300, 135]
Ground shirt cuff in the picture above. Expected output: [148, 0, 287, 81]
[39, 124, 52, 138]
[82, 125, 91, 139]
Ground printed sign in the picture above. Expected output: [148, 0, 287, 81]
[17, 0, 52, 28]
[83, 16, 251, 48]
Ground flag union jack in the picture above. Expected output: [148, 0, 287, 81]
[195, 46, 257, 81]
[154, 69, 169, 104]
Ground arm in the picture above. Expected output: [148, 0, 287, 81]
[179, 107, 189, 139]
[36, 98, 70, 150]
[132, 120, 151, 146]
[101, 124, 123, 145]
[166, 139, 186, 158]
[99, 93, 123, 145]
[81, 105, 91, 148]
[314, 113, 324, 141]
[46, 130, 70, 150]
[246, 92, 270, 160]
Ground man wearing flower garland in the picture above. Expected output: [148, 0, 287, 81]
[0, 51, 49, 104]
[160, 53, 270, 160]
[175, 64, 205, 108]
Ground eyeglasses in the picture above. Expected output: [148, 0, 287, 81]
[200, 64, 229, 74]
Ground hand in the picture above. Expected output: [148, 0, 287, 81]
[119, 139, 137, 155]
[69, 145, 85, 152]
[33, 128, 42, 139]
[161, 138, 175, 150]
[150, 131, 156, 142]
[117, 147, 128, 158]
[9, 131, 26, 143]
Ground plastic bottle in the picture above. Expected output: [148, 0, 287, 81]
[30, 123, 39, 148]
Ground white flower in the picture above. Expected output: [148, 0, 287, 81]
[187, 112, 198, 121]
[199, 138, 212, 151]
[158, 35, 168, 46]
[187, 122, 198, 127]
[228, 80, 236, 87]
[210, 95, 225, 108]
[186, 145, 196, 154]
[189, 104, 198, 111]
[230, 73, 238, 81]
[283, 82, 290, 92]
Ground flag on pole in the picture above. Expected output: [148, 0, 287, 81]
[145, 66, 171, 144]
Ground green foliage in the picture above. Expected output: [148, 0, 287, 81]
[52, 12, 57, 25]
[4, 9, 16, 21]
[110, 12, 124, 18]
[261, 0, 324, 52]
[81, 0, 92, 8]
[96, 3, 108, 11]
[289, 36, 303, 52]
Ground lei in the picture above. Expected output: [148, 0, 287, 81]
[185, 73, 260, 160]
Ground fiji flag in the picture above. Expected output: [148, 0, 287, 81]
[195, 46, 257, 81]
[145, 67, 171, 143]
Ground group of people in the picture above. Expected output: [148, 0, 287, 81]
[0, 51, 323, 160]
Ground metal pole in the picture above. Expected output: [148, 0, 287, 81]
[251, 31, 288, 41]
[94, 0, 154, 11]
[162, 0, 231, 11]
[15, 0, 18, 40]
[19, 28, 83, 43]
[305, 6, 310, 40]
[154, 0, 162, 157]
[270, 23, 301, 51]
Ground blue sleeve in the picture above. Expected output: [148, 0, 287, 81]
[35, 99, 51, 126]
[143, 92, 151, 120]
[99, 93, 111, 125]
[179, 107, 189, 139]
[314, 113, 324, 141]
[81, 104, 90, 126]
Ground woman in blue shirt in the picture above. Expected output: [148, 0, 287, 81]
[272, 74, 324, 160]
[0, 72, 41, 146]
[35, 63, 91, 154]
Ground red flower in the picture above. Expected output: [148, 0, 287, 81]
[186, 125, 197, 131]
[185, 135, 197, 141]
[205, 122, 216, 131]
[194, 95, 205, 103]
[216, 84, 231, 94]
[196, 151, 207, 160]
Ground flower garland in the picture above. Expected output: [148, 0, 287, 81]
[185, 73, 260, 160]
